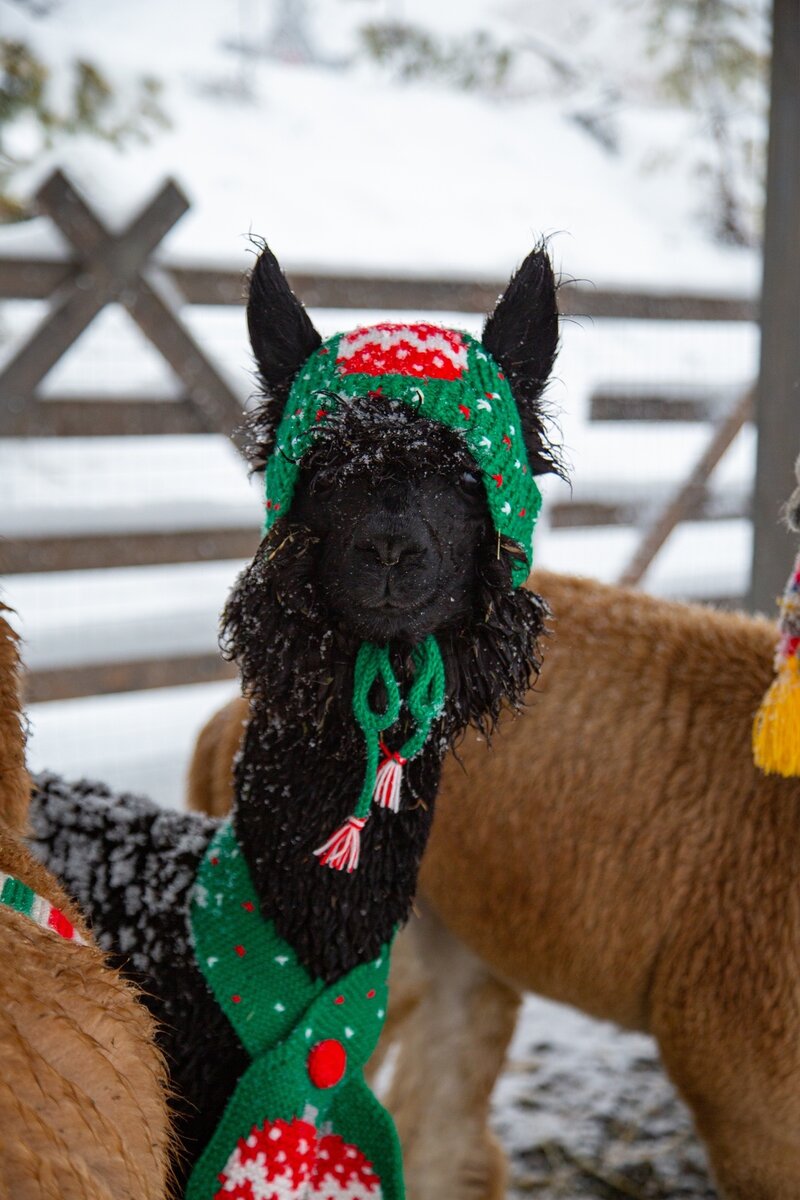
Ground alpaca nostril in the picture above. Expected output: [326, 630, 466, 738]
[355, 535, 427, 568]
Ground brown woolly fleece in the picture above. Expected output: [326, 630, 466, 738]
[0, 612, 172, 1200]
[0, 609, 30, 837]
[187, 570, 800, 1200]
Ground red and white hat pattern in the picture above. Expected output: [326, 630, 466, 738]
[336, 323, 467, 381]
[216, 1117, 382, 1200]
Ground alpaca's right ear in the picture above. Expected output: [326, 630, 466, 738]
[247, 244, 322, 399]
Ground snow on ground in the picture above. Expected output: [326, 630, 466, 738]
[500, 996, 714, 1198]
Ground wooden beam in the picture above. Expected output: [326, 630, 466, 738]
[557, 285, 756, 323]
[125, 268, 247, 443]
[590, 386, 747, 423]
[748, 0, 800, 613]
[35, 172, 246, 447]
[1, 528, 260, 574]
[0, 173, 188, 415]
[0, 255, 759, 320]
[0, 258, 68, 300]
[1, 397, 207, 437]
[619, 389, 753, 588]
[24, 653, 237, 703]
[174, 267, 759, 320]
[550, 490, 749, 530]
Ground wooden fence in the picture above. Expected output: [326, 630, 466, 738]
[0, 169, 757, 702]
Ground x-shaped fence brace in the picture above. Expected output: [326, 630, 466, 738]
[0, 169, 246, 448]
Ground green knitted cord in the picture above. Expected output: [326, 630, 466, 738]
[264, 323, 543, 588]
[351, 636, 445, 819]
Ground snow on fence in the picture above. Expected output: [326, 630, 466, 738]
[0, 169, 758, 798]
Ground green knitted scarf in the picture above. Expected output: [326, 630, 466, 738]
[263, 322, 543, 873]
[186, 821, 402, 1200]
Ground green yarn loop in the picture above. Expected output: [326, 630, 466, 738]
[402, 637, 446, 760]
[351, 636, 446, 818]
[353, 643, 402, 733]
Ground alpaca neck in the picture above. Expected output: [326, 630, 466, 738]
[232, 683, 448, 985]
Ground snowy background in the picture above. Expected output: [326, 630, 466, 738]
[0, 1, 768, 1193]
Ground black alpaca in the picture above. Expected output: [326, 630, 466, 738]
[30, 243, 560, 1191]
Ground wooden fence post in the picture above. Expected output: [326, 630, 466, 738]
[748, 0, 800, 613]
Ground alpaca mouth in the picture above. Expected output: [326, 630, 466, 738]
[339, 597, 434, 643]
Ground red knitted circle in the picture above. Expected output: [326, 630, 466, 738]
[307, 1039, 346, 1089]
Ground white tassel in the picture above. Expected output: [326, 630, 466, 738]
[373, 744, 406, 813]
[314, 816, 367, 873]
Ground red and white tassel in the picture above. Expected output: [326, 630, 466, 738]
[373, 742, 406, 813]
[314, 816, 367, 873]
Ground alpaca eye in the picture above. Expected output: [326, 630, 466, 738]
[458, 469, 483, 496]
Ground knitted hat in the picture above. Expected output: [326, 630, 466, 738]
[263, 321, 544, 871]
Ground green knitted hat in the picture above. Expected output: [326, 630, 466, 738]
[262, 321, 544, 872]
[265, 322, 542, 586]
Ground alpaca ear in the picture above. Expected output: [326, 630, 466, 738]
[245, 243, 322, 467]
[247, 243, 322, 400]
[482, 244, 561, 477]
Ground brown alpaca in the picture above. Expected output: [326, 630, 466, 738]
[187, 569, 800, 1200]
[0, 610, 171, 1200]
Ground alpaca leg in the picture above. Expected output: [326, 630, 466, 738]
[693, 1114, 800, 1200]
[651, 935, 800, 1200]
[660, 1045, 800, 1200]
[386, 901, 521, 1200]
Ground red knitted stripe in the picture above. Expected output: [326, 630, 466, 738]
[48, 907, 75, 940]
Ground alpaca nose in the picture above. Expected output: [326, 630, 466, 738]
[356, 532, 427, 568]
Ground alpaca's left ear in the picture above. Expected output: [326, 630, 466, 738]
[482, 244, 561, 476]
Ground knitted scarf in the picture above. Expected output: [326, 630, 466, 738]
[186, 821, 401, 1200]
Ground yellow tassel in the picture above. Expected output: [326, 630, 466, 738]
[753, 655, 800, 777]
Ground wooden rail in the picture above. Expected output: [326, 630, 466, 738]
[1, 528, 260, 575]
[2, 396, 207, 437]
[23, 654, 237, 705]
[590, 385, 748, 424]
[0, 253, 758, 322]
